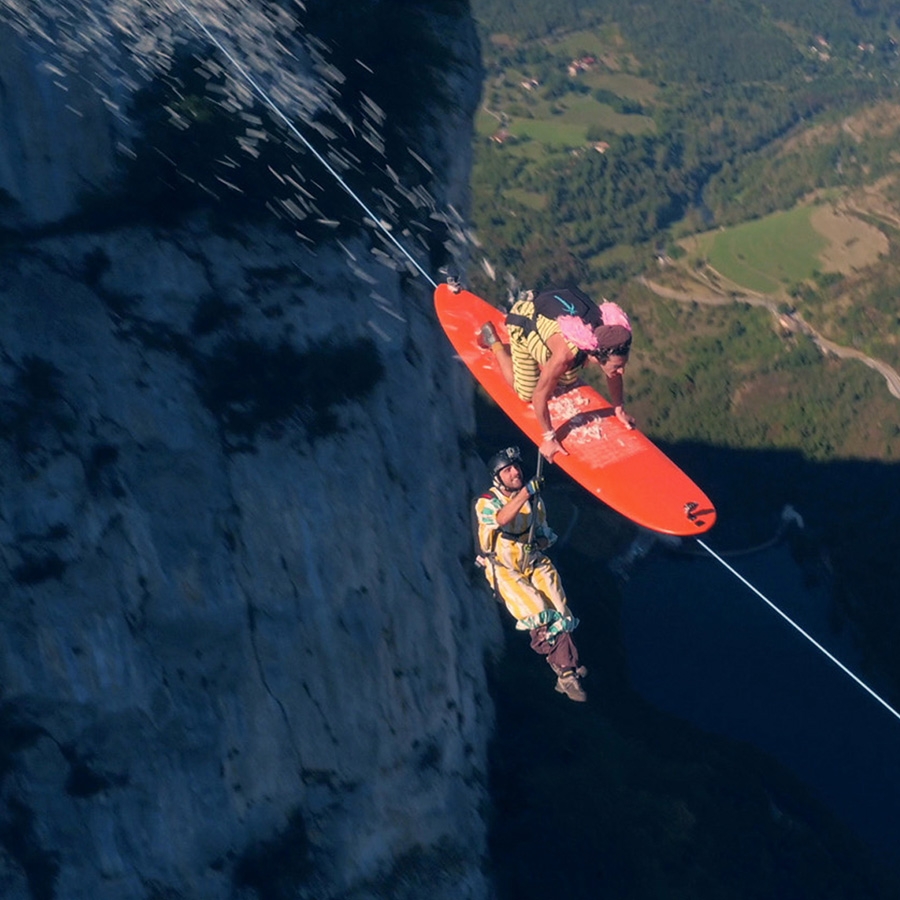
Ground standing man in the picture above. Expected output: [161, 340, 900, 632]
[475, 446, 587, 702]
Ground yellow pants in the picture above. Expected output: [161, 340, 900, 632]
[484, 553, 569, 623]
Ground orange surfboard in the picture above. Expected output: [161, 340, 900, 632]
[435, 283, 716, 536]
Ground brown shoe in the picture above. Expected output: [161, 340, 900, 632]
[555, 671, 587, 702]
[551, 664, 588, 678]
[477, 321, 500, 349]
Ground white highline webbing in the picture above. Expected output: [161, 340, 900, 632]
[697, 538, 900, 723]
[174, 0, 438, 288]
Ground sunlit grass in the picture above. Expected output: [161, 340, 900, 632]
[696, 206, 827, 294]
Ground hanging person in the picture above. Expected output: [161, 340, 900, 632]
[475, 446, 587, 702]
[478, 285, 635, 463]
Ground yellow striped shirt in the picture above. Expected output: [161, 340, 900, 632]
[505, 297, 581, 401]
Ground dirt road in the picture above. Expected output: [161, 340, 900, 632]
[639, 275, 900, 400]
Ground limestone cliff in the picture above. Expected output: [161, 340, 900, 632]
[0, 2, 497, 898]
[0, 19, 128, 229]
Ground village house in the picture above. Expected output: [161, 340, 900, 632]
[567, 55, 597, 77]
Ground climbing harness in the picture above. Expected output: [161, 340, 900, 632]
[173, 0, 900, 727]
[475, 455, 545, 597]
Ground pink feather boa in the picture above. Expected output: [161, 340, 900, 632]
[557, 315, 598, 351]
[557, 301, 631, 351]
[598, 302, 631, 332]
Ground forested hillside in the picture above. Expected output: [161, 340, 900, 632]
[471, 0, 900, 286]
[467, 0, 900, 424]
[468, 0, 900, 844]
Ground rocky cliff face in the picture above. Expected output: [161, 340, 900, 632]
[0, 24, 120, 228]
[0, 3, 497, 899]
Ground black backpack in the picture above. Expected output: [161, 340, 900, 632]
[506, 285, 602, 341]
[532, 286, 602, 327]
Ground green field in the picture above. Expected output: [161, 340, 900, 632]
[478, 25, 657, 156]
[477, 102, 654, 153]
[505, 186, 548, 210]
[583, 71, 658, 102]
[475, 108, 503, 137]
[551, 26, 622, 58]
[694, 205, 828, 294]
